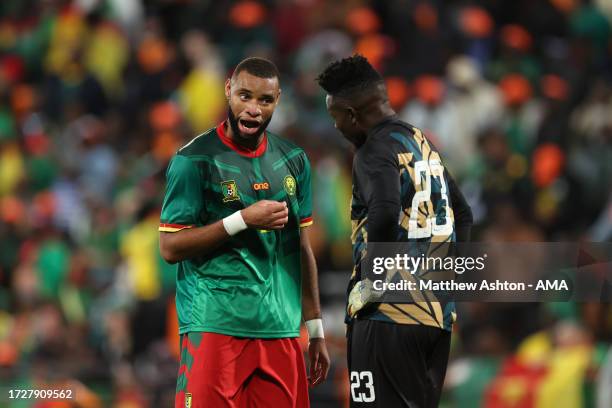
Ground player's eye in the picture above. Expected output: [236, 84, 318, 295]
[239, 94, 250, 101]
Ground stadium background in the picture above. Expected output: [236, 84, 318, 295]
[0, 0, 611, 406]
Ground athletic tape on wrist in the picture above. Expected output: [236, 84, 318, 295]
[305, 318, 324, 339]
[222, 210, 248, 236]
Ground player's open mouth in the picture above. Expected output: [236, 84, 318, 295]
[238, 119, 261, 135]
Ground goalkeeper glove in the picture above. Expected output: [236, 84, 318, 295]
[347, 279, 384, 318]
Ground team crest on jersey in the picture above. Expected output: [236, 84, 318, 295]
[283, 175, 296, 195]
[221, 180, 240, 202]
[185, 393, 192, 408]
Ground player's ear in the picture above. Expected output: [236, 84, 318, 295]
[225, 78, 231, 100]
[347, 107, 357, 125]
[275, 88, 282, 106]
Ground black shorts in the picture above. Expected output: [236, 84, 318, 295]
[347, 319, 451, 408]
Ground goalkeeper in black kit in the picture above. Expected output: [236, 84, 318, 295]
[317, 55, 473, 408]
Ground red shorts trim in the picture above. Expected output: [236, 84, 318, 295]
[175, 332, 309, 408]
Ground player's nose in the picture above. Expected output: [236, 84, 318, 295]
[245, 103, 262, 117]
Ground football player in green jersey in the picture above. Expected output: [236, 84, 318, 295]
[160, 57, 329, 408]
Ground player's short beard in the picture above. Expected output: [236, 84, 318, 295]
[227, 107, 272, 144]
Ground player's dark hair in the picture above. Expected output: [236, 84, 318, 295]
[316, 54, 384, 97]
[233, 57, 280, 79]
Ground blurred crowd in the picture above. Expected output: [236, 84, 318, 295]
[0, 0, 611, 406]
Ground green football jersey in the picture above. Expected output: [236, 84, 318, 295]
[159, 123, 313, 338]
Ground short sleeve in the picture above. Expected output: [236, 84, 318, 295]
[296, 152, 313, 228]
[159, 155, 204, 232]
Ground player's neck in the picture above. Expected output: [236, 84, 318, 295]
[362, 105, 397, 134]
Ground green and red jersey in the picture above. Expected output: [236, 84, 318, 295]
[160, 123, 313, 338]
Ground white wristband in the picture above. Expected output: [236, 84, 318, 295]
[305, 318, 324, 339]
[222, 210, 248, 236]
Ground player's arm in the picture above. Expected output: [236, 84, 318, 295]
[160, 222, 228, 264]
[358, 139, 400, 242]
[296, 153, 320, 323]
[299, 222, 330, 387]
[296, 153, 330, 387]
[445, 169, 473, 242]
[300, 228, 321, 322]
[160, 201, 289, 263]
[159, 154, 288, 263]
[346, 139, 399, 317]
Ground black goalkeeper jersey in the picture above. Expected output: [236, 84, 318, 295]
[349, 117, 473, 331]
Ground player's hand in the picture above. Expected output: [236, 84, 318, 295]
[347, 279, 383, 317]
[308, 338, 330, 387]
[241, 200, 289, 230]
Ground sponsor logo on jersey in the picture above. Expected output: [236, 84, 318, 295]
[221, 180, 240, 202]
[185, 393, 192, 408]
[253, 182, 270, 190]
[283, 175, 296, 195]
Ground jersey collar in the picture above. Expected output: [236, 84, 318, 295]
[216, 121, 268, 158]
[367, 115, 400, 138]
